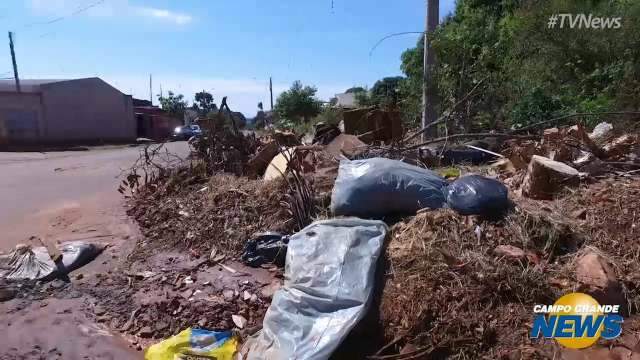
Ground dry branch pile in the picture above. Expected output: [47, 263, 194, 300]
[128, 171, 296, 258]
[376, 177, 640, 359]
[118, 109, 640, 359]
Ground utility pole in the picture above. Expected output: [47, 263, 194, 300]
[421, 0, 439, 140]
[8, 31, 20, 93]
[269, 77, 274, 111]
[149, 74, 153, 105]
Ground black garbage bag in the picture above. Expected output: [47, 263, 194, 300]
[445, 175, 509, 216]
[331, 158, 448, 217]
[58, 242, 104, 274]
[441, 148, 498, 165]
[313, 122, 341, 145]
[241, 232, 289, 268]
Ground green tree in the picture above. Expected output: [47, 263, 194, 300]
[399, 40, 424, 125]
[158, 91, 187, 116]
[345, 86, 366, 94]
[274, 81, 322, 123]
[193, 91, 216, 114]
[371, 76, 404, 108]
[399, 0, 640, 132]
[354, 90, 375, 107]
[350, 78, 405, 109]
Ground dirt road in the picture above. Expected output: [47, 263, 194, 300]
[0, 142, 189, 249]
[0, 142, 189, 360]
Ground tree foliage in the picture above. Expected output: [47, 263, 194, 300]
[158, 91, 188, 116]
[371, 76, 404, 108]
[345, 86, 366, 93]
[400, 0, 640, 131]
[274, 81, 322, 123]
[193, 91, 216, 115]
[351, 77, 405, 109]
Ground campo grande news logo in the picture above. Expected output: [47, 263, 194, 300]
[530, 292, 623, 349]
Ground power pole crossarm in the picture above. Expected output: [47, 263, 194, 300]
[8, 32, 21, 93]
[421, 0, 439, 141]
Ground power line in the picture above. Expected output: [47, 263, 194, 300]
[23, 0, 106, 29]
[25, 15, 65, 28]
[369, 31, 424, 56]
[71, 0, 107, 17]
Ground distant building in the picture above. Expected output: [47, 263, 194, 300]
[132, 98, 153, 107]
[133, 104, 183, 141]
[333, 92, 358, 109]
[0, 77, 135, 145]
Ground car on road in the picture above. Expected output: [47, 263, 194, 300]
[172, 125, 202, 141]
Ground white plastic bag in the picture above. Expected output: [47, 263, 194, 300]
[242, 218, 388, 360]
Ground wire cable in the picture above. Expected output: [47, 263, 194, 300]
[369, 31, 424, 56]
[23, 0, 106, 29]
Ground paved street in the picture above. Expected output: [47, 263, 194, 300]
[0, 142, 189, 359]
[0, 142, 190, 250]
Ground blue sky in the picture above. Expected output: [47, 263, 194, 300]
[1, 0, 455, 115]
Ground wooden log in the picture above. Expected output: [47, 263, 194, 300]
[603, 134, 638, 158]
[246, 142, 279, 176]
[521, 155, 579, 200]
[568, 124, 607, 159]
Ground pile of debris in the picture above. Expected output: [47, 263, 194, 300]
[376, 177, 640, 358]
[82, 259, 277, 341]
[119, 113, 640, 359]
[190, 97, 263, 176]
[379, 206, 565, 358]
[369, 122, 640, 358]
[128, 172, 295, 258]
[503, 122, 640, 198]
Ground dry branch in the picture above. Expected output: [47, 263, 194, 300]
[403, 77, 487, 144]
[403, 133, 540, 151]
[511, 111, 640, 133]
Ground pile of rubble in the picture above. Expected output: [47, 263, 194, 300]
[128, 172, 295, 257]
[82, 257, 280, 341]
[502, 122, 640, 199]
[121, 116, 640, 358]
[371, 122, 640, 358]
[377, 196, 630, 358]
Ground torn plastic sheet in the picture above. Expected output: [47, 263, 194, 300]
[241, 218, 388, 360]
[0, 242, 104, 281]
[0, 245, 54, 280]
[331, 158, 448, 217]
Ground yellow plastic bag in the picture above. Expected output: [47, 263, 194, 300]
[145, 328, 237, 360]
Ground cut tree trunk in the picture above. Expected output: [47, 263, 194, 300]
[521, 155, 579, 200]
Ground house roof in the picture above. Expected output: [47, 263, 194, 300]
[0, 79, 69, 93]
[133, 98, 153, 107]
[0, 78, 118, 94]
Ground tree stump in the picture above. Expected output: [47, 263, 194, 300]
[521, 155, 579, 199]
